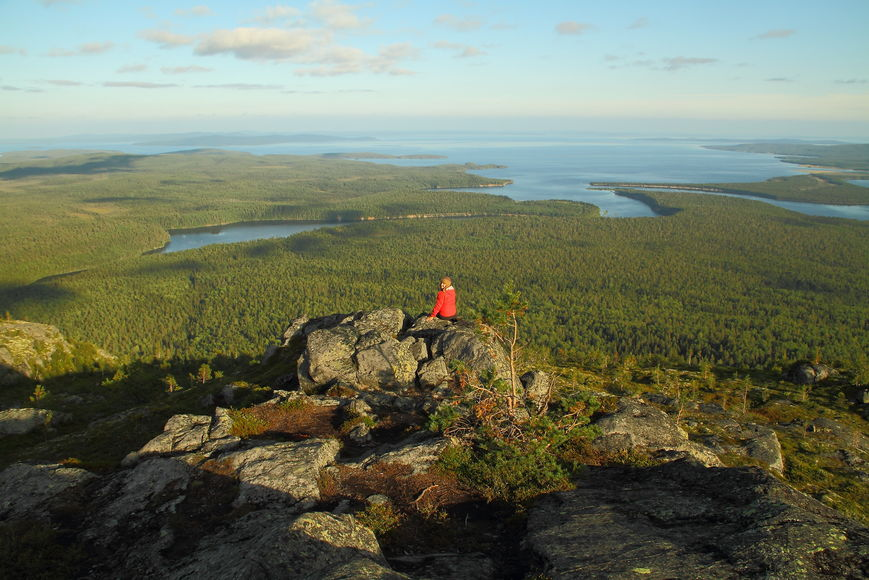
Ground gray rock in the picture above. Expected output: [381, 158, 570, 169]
[281, 315, 310, 345]
[347, 398, 374, 418]
[744, 429, 785, 472]
[0, 462, 97, 520]
[84, 456, 195, 546]
[303, 325, 360, 386]
[403, 336, 429, 361]
[353, 307, 408, 339]
[526, 460, 869, 579]
[592, 398, 721, 467]
[320, 557, 411, 579]
[167, 511, 394, 580]
[137, 414, 212, 456]
[0, 407, 53, 435]
[417, 357, 450, 389]
[355, 337, 417, 390]
[222, 438, 341, 508]
[351, 432, 449, 475]
[388, 553, 496, 580]
[786, 361, 834, 385]
[349, 422, 373, 445]
[521, 370, 553, 410]
[431, 325, 510, 381]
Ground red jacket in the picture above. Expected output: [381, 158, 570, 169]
[430, 287, 457, 318]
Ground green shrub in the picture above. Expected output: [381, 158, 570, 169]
[438, 438, 572, 503]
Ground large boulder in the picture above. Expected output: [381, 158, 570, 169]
[0, 320, 113, 384]
[222, 438, 341, 508]
[526, 460, 869, 579]
[355, 337, 418, 390]
[166, 511, 404, 580]
[353, 307, 408, 339]
[430, 324, 510, 382]
[786, 361, 834, 385]
[0, 407, 54, 436]
[303, 326, 360, 387]
[0, 462, 97, 520]
[592, 398, 721, 466]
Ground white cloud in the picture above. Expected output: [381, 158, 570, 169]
[175, 5, 212, 17]
[117, 64, 148, 73]
[195, 83, 284, 90]
[162, 65, 213, 74]
[555, 21, 593, 36]
[836, 78, 868, 85]
[257, 5, 303, 25]
[311, 0, 371, 30]
[44, 79, 83, 86]
[104, 81, 178, 89]
[434, 41, 486, 58]
[47, 42, 115, 57]
[435, 14, 482, 32]
[140, 29, 194, 48]
[193, 26, 413, 76]
[662, 56, 717, 71]
[195, 27, 323, 61]
[79, 42, 114, 54]
[753, 29, 795, 40]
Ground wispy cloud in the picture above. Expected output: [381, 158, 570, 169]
[835, 78, 868, 84]
[139, 29, 194, 49]
[628, 17, 649, 30]
[435, 14, 482, 32]
[103, 81, 178, 89]
[555, 21, 593, 36]
[175, 5, 212, 17]
[434, 41, 486, 58]
[0, 45, 26, 56]
[40, 0, 78, 6]
[162, 65, 213, 74]
[193, 26, 414, 76]
[255, 5, 303, 25]
[48, 42, 114, 57]
[312, 0, 371, 30]
[195, 27, 323, 61]
[766, 77, 794, 82]
[117, 64, 148, 73]
[195, 83, 283, 90]
[2, 84, 42, 92]
[753, 29, 795, 40]
[662, 56, 717, 71]
[44, 79, 83, 86]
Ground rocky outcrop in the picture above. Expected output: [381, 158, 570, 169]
[167, 510, 405, 580]
[786, 361, 834, 385]
[525, 459, 868, 579]
[288, 309, 509, 394]
[0, 407, 54, 436]
[591, 398, 722, 467]
[0, 462, 97, 520]
[0, 319, 113, 384]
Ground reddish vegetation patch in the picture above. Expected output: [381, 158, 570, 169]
[246, 403, 341, 440]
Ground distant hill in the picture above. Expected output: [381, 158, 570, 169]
[704, 142, 869, 171]
[134, 133, 376, 147]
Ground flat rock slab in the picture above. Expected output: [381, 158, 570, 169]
[525, 460, 868, 579]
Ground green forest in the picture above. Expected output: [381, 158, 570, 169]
[1, 149, 867, 372]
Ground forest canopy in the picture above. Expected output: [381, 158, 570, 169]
[1, 149, 867, 371]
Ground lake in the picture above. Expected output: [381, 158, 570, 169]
[3, 132, 866, 252]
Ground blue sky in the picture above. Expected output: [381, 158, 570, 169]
[2, 0, 868, 139]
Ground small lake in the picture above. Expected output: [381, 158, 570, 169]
[160, 221, 341, 253]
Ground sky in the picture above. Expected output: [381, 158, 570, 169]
[2, 0, 868, 140]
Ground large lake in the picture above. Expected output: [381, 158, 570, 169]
[3, 133, 866, 252]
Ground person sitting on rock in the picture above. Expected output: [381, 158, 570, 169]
[427, 276, 457, 321]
